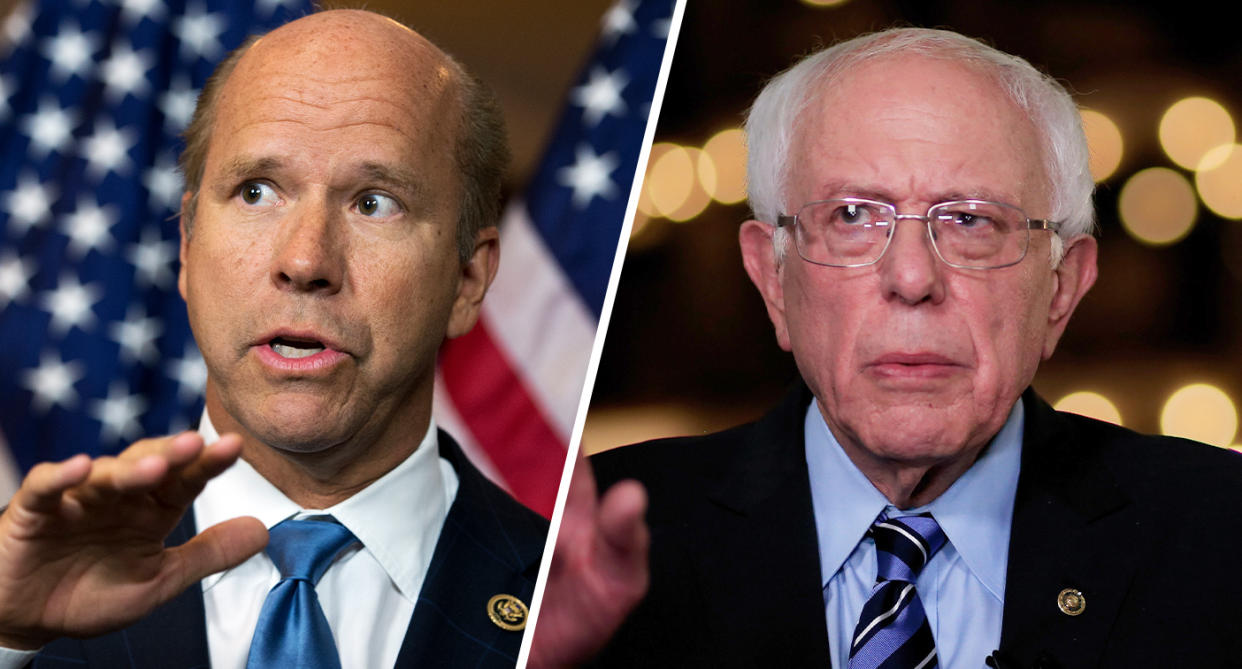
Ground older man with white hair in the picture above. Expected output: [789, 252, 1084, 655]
[533, 27, 1242, 669]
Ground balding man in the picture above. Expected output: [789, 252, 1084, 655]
[534, 27, 1242, 669]
[0, 10, 543, 668]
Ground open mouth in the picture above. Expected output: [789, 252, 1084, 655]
[269, 337, 326, 359]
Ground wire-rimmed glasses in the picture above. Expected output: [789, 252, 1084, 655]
[775, 198, 1060, 269]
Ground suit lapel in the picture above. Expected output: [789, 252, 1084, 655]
[687, 384, 832, 665]
[393, 431, 547, 669]
[998, 390, 1143, 669]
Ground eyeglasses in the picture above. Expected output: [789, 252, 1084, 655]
[776, 198, 1060, 269]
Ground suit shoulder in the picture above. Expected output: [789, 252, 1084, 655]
[1052, 409, 1242, 510]
[590, 420, 756, 491]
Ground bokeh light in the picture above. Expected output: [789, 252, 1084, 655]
[630, 208, 651, 238]
[637, 142, 675, 218]
[1160, 383, 1239, 447]
[645, 143, 696, 218]
[1118, 167, 1197, 246]
[1054, 391, 1122, 425]
[701, 128, 748, 204]
[696, 149, 718, 199]
[801, 0, 850, 6]
[1080, 109, 1123, 182]
[667, 146, 711, 222]
[1195, 144, 1242, 219]
[1159, 97, 1236, 171]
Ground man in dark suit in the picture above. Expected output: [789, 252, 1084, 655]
[0, 9, 544, 668]
[531, 27, 1242, 669]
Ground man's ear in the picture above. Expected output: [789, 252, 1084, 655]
[739, 220, 792, 351]
[447, 226, 501, 339]
[1042, 234, 1098, 359]
[177, 191, 193, 302]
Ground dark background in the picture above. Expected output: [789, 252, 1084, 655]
[584, 0, 1242, 450]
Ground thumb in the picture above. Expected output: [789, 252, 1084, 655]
[160, 516, 268, 601]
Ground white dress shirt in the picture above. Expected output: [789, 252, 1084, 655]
[195, 409, 459, 669]
[806, 399, 1024, 669]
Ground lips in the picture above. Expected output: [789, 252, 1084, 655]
[252, 328, 350, 373]
[865, 352, 966, 381]
[870, 352, 960, 366]
[270, 336, 326, 359]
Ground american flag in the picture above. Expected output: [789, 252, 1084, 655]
[0, 0, 310, 499]
[435, 0, 677, 517]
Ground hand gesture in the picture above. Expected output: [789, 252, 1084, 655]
[528, 448, 649, 668]
[0, 432, 267, 649]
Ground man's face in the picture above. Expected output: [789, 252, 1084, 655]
[178, 15, 494, 456]
[742, 54, 1096, 475]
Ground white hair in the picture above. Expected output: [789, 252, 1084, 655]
[744, 28, 1095, 266]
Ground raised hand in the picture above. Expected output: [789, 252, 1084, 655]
[0, 432, 268, 649]
[528, 448, 649, 668]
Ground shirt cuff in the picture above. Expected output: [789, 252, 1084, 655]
[0, 645, 39, 669]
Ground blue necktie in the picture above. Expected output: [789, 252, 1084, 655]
[847, 514, 947, 669]
[246, 517, 358, 669]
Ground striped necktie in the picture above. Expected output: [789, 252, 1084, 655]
[246, 517, 359, 669]
[847, 513, 947, 669]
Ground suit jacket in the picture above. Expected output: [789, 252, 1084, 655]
[31, 430, 547, 669]
[591, 384, 1242, 668]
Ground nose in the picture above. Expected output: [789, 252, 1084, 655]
[877, 216, 946, 305]
[271, 201, 344, 294]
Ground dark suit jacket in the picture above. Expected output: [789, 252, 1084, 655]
[591, 384, 1242, 668]
[31, 430, 548, 669]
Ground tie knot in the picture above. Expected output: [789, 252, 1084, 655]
[266, 517, 358, 585]
[870, 513, 946, 583]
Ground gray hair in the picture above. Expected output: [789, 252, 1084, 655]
[179, 22, 509, 264]
[744, 28, 1095, 265]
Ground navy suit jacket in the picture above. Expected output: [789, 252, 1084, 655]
[31, 430, 548, 669]
[591, 384, 1242, 668]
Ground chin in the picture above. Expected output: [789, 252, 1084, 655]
[236, 397, 355, 454]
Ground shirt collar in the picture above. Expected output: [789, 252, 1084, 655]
[805, 397, 1023, 600]
[193, 407, 458, 602]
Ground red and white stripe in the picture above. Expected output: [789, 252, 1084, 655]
[435, 202, 597, 517]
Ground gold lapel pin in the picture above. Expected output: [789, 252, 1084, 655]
[487, 593, 529, 631]
[1057, 588, 1085, 616]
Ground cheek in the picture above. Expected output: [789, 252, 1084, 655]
[784, 270, 861, 385]
[356, 249, 457, 346]
[969, 279, 1048, 387]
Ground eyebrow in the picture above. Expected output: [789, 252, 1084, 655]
[813, 181, 1019, 206]
[354, 162, 428, 201]
[210, 156, 285, 198]
[209, 156, 432, 208]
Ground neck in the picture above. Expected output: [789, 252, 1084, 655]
[204, 389, 426, 508]
[827, 422, 987, 510]
[848, 456, 976, 509]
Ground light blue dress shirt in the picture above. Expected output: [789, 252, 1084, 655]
[805, 399, 1024, 669]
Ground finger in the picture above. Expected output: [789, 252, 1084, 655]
[563, 448, 599, 526]
[67, 434, 201, 507]
[595, 480, 651, 587]
[78, 434, 197, 496]
[151, 433, 243, 508]
[11, 455, 92, 514]
[117, 432, 201, 465]
[160, 516, 267, 601]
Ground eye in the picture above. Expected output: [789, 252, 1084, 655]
[237, 181, 278, 207]
[833, 202, 879, 226]
[944, 211, 994, 229]
[355, 193, 401, 218]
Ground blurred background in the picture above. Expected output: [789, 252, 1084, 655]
[584, 0, 1242, 453]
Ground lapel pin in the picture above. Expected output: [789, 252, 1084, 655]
[487, 593, 529, 631]
[1056, 588, 1085, 616]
